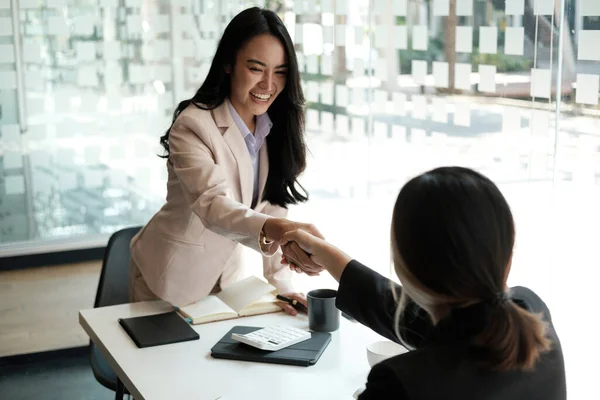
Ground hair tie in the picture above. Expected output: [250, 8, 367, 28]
[489, 291, 509, 307]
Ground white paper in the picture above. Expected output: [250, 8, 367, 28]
[531, 110, 550, 137]
[336, 114, 349, 135]
[530, 68, 551, 99]
[48, 16, 69, 36]
[412, 25, 428, 51]
[307, 55, 319, 74]
[354, 26, 364, 45]
[454, 101, 471, 127]
[321, 55, 333, 76]
[77, 42, 96, 62]
[3, 152, 23, 169]
[505, 0, 525, 15]
[433, 61, 449, 89]
[353, 58, 365, 77]
[335, 0, 348, 15]
[455, 63, 472, 90]
[322, 0, 334, 13]
[336, 85, 349, 107]
[352, 117, 366, 137]
[127, 15, 142, 35]
[412, 95, 427, 120]
[0, 44, 14, 63]
[321, 111, 334, 133]
[478, 64, 496, 93]
[152, 15, 170, 34]
[307, 81, 319, 102]
[19, 0, 38, 8]
[73, 16, 95, 36]
[375, 25, 387, 49]
[394, 26, 408, 49]
[0, 70, 17, 89]
[78, 66, 98, 87]
[411, 129, 427, 144]
[321, 82, 334, 105]
[23, 40, 41, 63]
[104, 41, 122, 60]
[352, 87, 365, 106]
[575, 74, 599, 105]
[393, 92, 407, 116]
[323, 26, 333, 44]
[578, 30, 600, 61]
[433, 0, 449, 16]
[412, 60, 427, 85]
[335, 25, 346, 46]
[100, 0, 119, 7]
[392, 0, 408, 16]
[456, 0, 473, 16]
[1, 124, 20, 142]
[373, 122, 388, 139]
[479, 27, 498, 54]
[581, 0, 600, 16]
[5, 175, 25, 195]
[533, 0, 554, 15]
[47, 0, 66, 7]
[374, 90, 387, 110]
[505, 27, 525, 56]
[432, 98, 448, 123]
[0, 17, 12, 36]
[0, 0, 10, 9]
[456, 26, 473, 53]
[376, 58, 387, 81]
[502, 107, 521, 133]
[25, 70, 43, 89]
[104, 62, 123, 85]
[373, 0, 386, 14]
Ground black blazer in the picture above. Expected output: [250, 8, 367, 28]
[336, 260, 566, 400]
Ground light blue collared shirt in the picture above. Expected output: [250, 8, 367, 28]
[226, 99, 272, 207]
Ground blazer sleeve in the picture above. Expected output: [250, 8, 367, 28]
[260, 202, 295, 294]
[336, 260, 433, 347]
[358, 362, 409, 400]
[168, 113, 275, 255]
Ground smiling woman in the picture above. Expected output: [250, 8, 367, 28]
[128, 7, 323, 312]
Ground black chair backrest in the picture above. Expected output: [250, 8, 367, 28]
[94, 226, 142, 308]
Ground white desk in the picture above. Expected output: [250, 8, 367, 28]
[79, 301, 385, 400]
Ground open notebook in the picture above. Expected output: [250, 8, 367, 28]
[177, 276, 282, 325]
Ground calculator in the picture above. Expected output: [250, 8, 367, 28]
[231, 325, 311, 351]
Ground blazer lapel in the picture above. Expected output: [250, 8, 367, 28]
[256, 143, 269, 207]
[214, 102, 253, 206]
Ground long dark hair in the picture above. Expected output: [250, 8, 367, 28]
[159, 7, 307, 208]
[391, 167, 551, 371]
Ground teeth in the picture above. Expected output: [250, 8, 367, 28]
[251, 92, 271, 100]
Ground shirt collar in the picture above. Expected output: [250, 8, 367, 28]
[226, 98, 272, 141]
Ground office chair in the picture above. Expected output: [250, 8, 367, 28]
[89, 226, 141, 400]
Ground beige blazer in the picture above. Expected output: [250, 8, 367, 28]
[129, 102, 295, 306]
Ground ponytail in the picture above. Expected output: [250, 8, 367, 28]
[474, 301, 552, 372]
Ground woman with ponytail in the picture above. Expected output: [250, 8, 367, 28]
[281, 167, 565, 399]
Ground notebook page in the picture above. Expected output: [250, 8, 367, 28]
[178, 295, 236, 322]
[217, 276, 276, 313]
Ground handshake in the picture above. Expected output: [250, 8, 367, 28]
[262, 217, 337, 277]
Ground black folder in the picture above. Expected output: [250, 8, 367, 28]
[118, 311, 199, 348]
[211, 326, 331, 367]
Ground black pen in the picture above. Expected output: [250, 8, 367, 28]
[276, 294, 308, 313]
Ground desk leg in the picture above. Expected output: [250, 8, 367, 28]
[116, 378, 124, 400]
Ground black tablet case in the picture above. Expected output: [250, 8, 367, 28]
[210, 326, 331, 367]
[118, 311, 199, 348]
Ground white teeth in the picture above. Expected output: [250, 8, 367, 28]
[251, 92, 271, 100]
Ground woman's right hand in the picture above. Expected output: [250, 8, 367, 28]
[262, 218, 324, 243]
[280, 229, 352, 282]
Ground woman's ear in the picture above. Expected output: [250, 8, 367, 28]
[224, 65, 231, 74]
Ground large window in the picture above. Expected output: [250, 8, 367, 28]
[0, 1, 599, 396]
